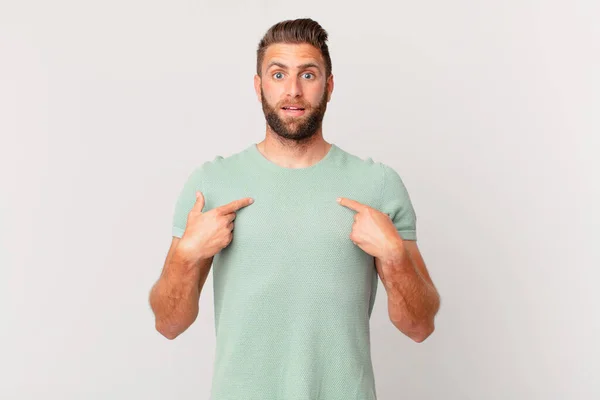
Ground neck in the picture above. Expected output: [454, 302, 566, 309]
[257, 130, 331, 169]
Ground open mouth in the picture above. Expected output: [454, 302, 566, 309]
[281, 106, 306, 111]
[281, 106, 306, 116]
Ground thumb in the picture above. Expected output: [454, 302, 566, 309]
[194, 191, 205, 211]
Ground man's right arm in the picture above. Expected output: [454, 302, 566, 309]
[149, 236, 213, 340]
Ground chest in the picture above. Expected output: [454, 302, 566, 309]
[208, 177, 377, 268]
[207, 176, 381, 312]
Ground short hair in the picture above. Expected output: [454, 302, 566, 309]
[256, 18, 332, 78]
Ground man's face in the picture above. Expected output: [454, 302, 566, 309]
[254, 43, 334, 142]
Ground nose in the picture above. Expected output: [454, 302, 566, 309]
[286, 76, 302, 98]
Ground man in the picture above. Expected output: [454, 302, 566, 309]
[149, 18, 440, 400]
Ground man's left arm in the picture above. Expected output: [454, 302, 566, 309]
[374, 238, 440, 343]
[337, 188, 440, 343]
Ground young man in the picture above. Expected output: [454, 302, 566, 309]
[149, 18, 440, 400]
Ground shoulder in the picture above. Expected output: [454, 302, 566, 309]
[333, 143, 383, 176]
[334, 145, 414, 212]
[333, 144, 404, 185]
[185, 144, 252, 180]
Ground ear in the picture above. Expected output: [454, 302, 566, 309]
[254, 74, 262, 103]
[326, 74, 334, 102]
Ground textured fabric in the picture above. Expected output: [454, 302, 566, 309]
[171, 143, 417, 400]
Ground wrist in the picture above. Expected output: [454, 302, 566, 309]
[381, 237, 406, 266]
[174, 239, 206, 267]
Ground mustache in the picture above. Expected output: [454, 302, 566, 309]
[278, 102, 309, 109]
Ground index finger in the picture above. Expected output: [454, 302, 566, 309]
[218, 197, 254, 214]
[337, 197, 368, 212]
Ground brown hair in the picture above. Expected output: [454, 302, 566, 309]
[256, 18, 332, 78]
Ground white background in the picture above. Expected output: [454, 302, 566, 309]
[1, 1, 598, 399]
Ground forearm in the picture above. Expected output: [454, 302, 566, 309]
[378, 246, 440, 341]
[149, 250, 210, 339]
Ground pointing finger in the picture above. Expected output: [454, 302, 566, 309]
[337, 197, 368, 213]
[218, 197, 255, 214]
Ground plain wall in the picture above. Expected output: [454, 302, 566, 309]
[1, 1, 598, 399]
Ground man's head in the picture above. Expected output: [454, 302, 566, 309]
[254, 18, 334, 143]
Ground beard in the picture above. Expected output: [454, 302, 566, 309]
[260, 87, 328, 143]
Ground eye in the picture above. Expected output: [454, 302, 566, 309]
[303, 73, 314, 79]
[273, 72, 284, 80]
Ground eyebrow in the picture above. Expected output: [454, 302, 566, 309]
[266, 61, 321, 72]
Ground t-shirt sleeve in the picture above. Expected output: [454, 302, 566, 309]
[171, 165, 206, 238]
[379, 163, 417, 241]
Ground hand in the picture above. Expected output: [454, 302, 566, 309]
[337, 197, 404, 261]
[179, 192, 254, 262]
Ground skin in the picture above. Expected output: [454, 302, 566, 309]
[337, 197, 440, 342]
[150, 42, 440, 342]
[253, 43, 334, 168]
[149, 194, 254, 340]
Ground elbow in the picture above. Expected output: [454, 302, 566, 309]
[153, 311, 198, 340]
[392, 319, 435, 343]
[155, 320, 187, 340]
[411, 296, 440, 343]
[410, 323, 435, 343]
[158, 330, 179, 341]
